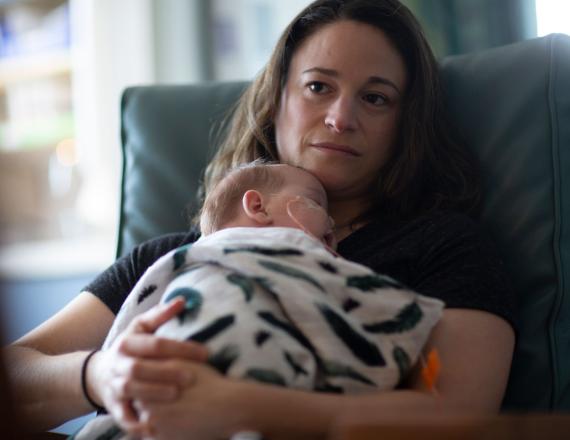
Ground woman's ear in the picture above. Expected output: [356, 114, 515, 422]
[242, 190, 272, 225]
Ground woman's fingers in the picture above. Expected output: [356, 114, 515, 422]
[117, 333, 208, 361]
[119, 358, 196, 384]
[109, 357, 196, 399]
[113, 400, 150, 437]
[129, 297, 186, 334]
[91, 299, 208, 430]
[111, 376, 181, 402]
[119, 297, 209, 362]
[109, 359, 195, 401]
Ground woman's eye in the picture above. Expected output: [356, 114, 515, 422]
[363, 93, 388, 107]
[307, 81, 329, 94]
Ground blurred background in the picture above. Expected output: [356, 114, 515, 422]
[0, 0, 568, 434]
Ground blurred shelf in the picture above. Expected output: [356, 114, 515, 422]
[0, 234, 115, 280]
[0, 49, 71, 87]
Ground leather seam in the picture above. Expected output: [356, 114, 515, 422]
[547, 33, 564, 410]
[116, 87, 132, 259]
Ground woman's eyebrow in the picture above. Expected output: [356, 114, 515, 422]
[368, 76, 402, 96]
[302, 67, 401, 96]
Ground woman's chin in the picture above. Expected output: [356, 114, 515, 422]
[316, 173, 375, 201]
[315, 173, 361, 197]
[285, 158, 368, 196]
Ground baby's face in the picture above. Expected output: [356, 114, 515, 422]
[267, 166, 334, 247]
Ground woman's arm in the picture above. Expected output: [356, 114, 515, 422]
[4, 292, 113, 430]
[138, 308, 515, 440]
[3, 292, 207, 434]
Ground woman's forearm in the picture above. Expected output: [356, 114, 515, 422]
[4, 298, 210, 437]
[233, 382, 441, 440]
[4, 345, 94, 431]
[230, 309, 514, 439]
[234, 382, 342, 439]
[239, 385, 492, 440]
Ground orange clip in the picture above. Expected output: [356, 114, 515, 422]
[421, 348, 441, 395]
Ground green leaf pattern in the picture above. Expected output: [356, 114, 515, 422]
[258, 259, 325, 292]
[84, 229, 443, 440]
[362, 302, 423, 334]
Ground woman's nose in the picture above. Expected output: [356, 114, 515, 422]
[324, 97, 357, 133]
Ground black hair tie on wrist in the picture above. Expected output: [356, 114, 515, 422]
[81, 350, 105, 412]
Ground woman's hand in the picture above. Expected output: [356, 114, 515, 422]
[136, 363, 246, 440]
[87, 298, 209, 436]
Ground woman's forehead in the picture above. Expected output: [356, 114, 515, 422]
[289, 20, 407, 91]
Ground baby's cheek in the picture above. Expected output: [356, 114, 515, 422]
[286, 197, 329, 238]
[302, 208, 330, 237]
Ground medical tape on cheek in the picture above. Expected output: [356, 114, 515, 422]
[286, 196, 325, 239]
[286, 197, 310, 233]
[287, 196, 340, 256]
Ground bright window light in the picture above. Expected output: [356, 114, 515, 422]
[535, 0, 570, 36]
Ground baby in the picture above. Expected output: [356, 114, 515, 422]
[105, 161, 443, 389]
[199, 162, 337, 250]
[76, 163, 444, 439]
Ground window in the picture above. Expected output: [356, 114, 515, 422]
[535, 0, 570, 36]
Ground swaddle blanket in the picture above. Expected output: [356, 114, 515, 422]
[74, 227, 444, 440]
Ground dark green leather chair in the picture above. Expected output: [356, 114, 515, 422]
[118, 34, 570, 411]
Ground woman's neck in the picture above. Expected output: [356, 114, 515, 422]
[328, 195, 373, 242]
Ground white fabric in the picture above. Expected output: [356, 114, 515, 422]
[76, 227, 444, 439]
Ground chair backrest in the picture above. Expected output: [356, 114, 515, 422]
[440, 34, 570, 411]
[118, 81, 247, 256]
[118, 34, 570, 411]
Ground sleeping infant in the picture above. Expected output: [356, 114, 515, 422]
[76, 162, 444, 439]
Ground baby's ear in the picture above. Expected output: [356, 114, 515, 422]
[242, 190, 272, 225]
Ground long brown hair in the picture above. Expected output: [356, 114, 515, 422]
[202, 0, 480, 224]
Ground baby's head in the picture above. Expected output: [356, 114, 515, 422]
[200, 162, 335, 247]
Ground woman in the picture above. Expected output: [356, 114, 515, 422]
[5, 1, 515, 438]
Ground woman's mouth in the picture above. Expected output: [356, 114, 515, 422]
[309, 142, 361, 157]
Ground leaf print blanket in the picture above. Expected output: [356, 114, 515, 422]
[73, 227, 444, 440]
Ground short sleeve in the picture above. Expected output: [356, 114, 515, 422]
[82, 231, 199, 314]
[413, 211, 517, 330]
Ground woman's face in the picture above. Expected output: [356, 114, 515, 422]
[275, 20, 407, 200]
